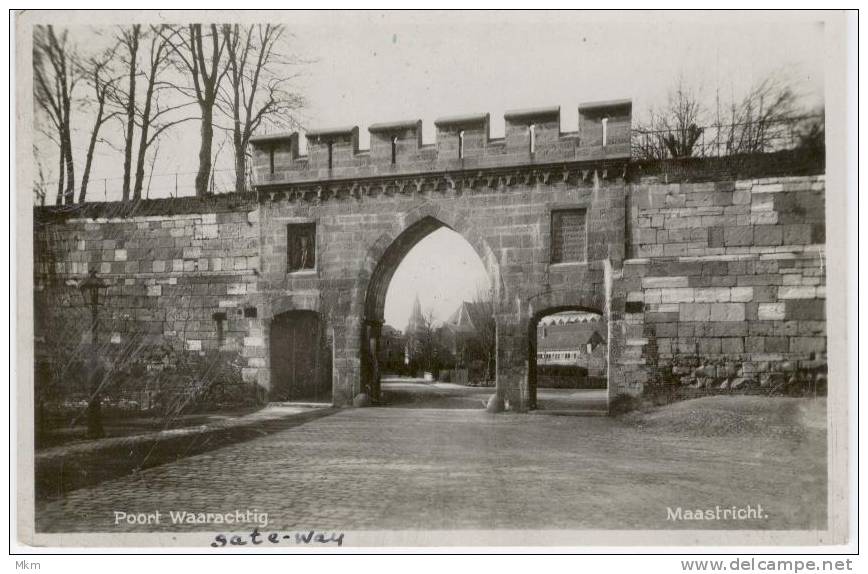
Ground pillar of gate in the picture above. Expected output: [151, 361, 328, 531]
[495, 313, 531, 412]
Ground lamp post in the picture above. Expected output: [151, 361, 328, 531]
[79, 268, 108, 439]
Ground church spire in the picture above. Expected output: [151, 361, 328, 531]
[407, 293, 424, 334]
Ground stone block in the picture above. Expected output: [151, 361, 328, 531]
[655, 322, 678, 338]
[708, 227, 725, 248]
[753, 225, 782, 246]
[782, 224, 813, 245]
[753, 182, 784, 193]
[789, 336, 826, 354]
[694, 287, 730, 303]
[750, 211, 779, 225]
[785, 299, 825, 320]
[752, 193, 775, 210]
[720, 337, 744, 354]
[662, 288, 695, 303]
[644, 289, 662, 304]
[778, 286, 816, 299]
[195, 223, 219, 240]
[724, 226, 753, 246]
[147, 285, 162, 297]
[709, 303, 745, 322]
[732, 190, 751, 205]
[642, 276, 689, 289]
[185, 339, 202, 351]
[758, 302, 785, 320]
[745, 337, 764, 353]
[182, 246, 202, 259]
[114, 249, 127, 261]
[730, 287, 754, 303]
[244, 336, 264, 347]
[679, 303, 710, 322]
[227, 283, 247, 295]
[763, 336, 788, 353]
[698, 338, 721, 355]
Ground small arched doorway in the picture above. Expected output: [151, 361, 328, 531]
[529, 307, 608, 413]
[269, 310, 332, 402]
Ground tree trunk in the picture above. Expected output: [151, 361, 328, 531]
[121, 27, 139, 202]
[79, 99, 105, 204]
[132, 86, 155, 201]
[234, 128, 246, 193]
[54, 144, 65, 206]
[132, 131, 149, 201]
[195, 106, 214, 197]
[62, 123, 75, 205]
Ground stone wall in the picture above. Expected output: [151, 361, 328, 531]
[34, 199, 267, 390]
[609, 175, 826, 395]
[32, 100, 826, 411]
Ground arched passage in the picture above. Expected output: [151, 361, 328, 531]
[528, 304, 609, 413]
[360, 214, 502, 403]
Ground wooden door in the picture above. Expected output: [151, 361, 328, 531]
[270, 311, 331, 402]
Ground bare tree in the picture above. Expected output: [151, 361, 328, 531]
[634, 72, 817, 160]
[34, 25, 123, 204]
[117, 25, 140, 201]
[407, 309, 447, 376]
[111, 25, 195, 201]
[723, 75, 800, 155]
[633, 79, 706, 160]
[77, 44, 122, 203]
[468, 290, 497, 382]
[165, 24, 229, 197]
[220, 24, 304, 193]
[131, 27, 195, 200]
[33, 25, 79, 205]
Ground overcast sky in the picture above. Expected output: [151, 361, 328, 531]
[384, 228, 490, 329]
[30, 11, 828, 326]
[43, 11, 826, 193]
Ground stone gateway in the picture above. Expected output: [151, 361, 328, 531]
[33, 99, 826, 412]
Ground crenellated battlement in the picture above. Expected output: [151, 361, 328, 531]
[250, 99, 632, 186]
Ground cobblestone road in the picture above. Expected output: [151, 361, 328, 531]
[35, 407, 826, 533]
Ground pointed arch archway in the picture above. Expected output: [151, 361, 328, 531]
[359, 207, 504, 402]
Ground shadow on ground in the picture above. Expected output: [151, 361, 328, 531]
[35, 405, 336, 502]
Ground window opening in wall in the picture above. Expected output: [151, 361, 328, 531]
[287, 222, 316, 272]
[327, 142, 333, 170]
[269, 146, 275, 175]
[391, 135, 398, 164]
[458, 130, 465, 159]
[551, 208, 588, 264]
[601, 117, 609, 147]
[529, 124, 536, 154]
